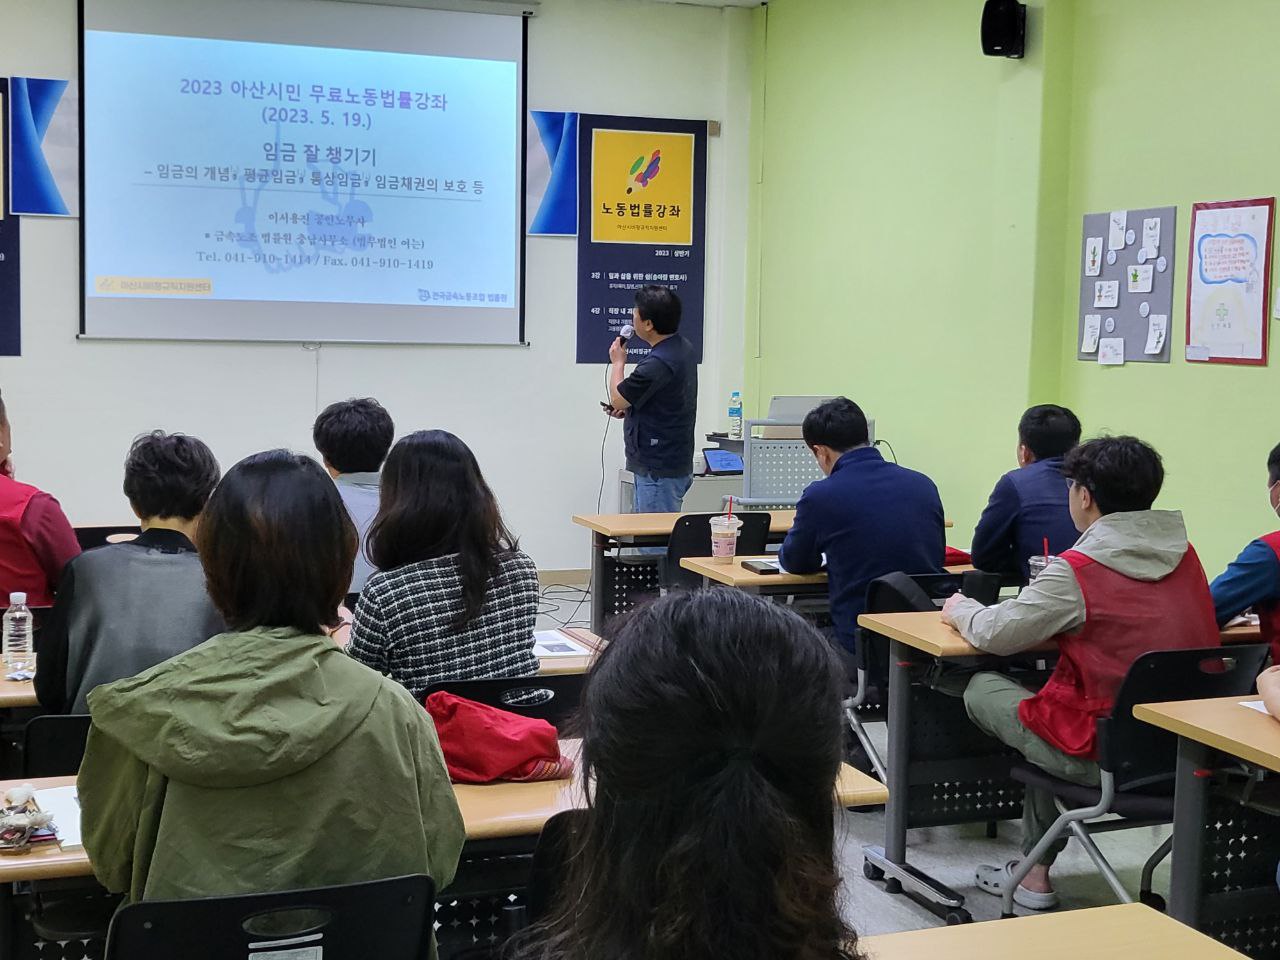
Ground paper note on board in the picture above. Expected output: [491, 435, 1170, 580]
[1093, 280, 1119, 308]
[1081, 314, 1102, 353]
[1142, 217, 1160, 255]
[1098, 337, 1125, 365]
[1127, 263, 1154, 294]
[1144, 314, 1168, 354]
[1108, 210, 1128, 251]
[1084, 237, 1103, 277]
[1186, 344, 1211, 361]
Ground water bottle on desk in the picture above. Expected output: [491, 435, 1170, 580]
[3, 593, 33, 674]
[728, 390, 743, 441]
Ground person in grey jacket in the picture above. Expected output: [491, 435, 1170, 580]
[36, 431, 226, 713]
[941, 436, 1218, 911]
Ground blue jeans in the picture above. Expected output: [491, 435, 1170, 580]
[633, 472, 693, 513]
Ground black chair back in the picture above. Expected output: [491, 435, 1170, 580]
[422, 673, 585, 730]
[664, 512, 771, 590]
[105, 874, 435, 960]
[23, 714, 93, 778]
[1099, 643, 1269, 790]
[526, 809, 586, 924]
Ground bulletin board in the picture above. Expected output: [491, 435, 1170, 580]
[1076, 206, 1177, 365]
[1185, 197, 1273, 366]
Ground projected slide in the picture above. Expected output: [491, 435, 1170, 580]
[83, 31, 517, 312]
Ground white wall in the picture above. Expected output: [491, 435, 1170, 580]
[0, 0, 753, 570]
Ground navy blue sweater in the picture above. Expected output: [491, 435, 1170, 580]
[779, 447, 945, 651]
[970, 456, 1079, 584]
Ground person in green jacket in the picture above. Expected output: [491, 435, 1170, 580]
[78, 449, 465, 910]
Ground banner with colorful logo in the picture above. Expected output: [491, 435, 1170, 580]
[576, 114, 706, 363]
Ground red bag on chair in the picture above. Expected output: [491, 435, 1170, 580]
[424, 691, 575, 784]
[944, 546, 972, 565]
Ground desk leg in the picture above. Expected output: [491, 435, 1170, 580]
[861, 640, 970, 921]
[0, 880, 12, 960]
[1168, 736, 1211, 927]
[590, 531, 607, 636]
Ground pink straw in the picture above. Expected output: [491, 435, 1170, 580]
[727, 496, 734, 521]
[1043, 537, 1049, 560]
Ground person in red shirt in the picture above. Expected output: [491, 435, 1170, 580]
[942, 436, 1218, 910]
[0, 390, 80, 606]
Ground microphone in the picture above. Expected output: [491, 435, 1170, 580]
[616, 323, 634, 345]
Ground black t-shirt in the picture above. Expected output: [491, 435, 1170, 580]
[617, 334, 698, 478]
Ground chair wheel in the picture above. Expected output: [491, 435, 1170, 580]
[863, 861, 884, 881]
[1139, 891, 1166, 912]
[884, 877, 903, 895]
[945, 909, 973, 925]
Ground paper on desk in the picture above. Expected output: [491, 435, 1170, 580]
[1241, 700, 1271, 716]
[34, 785, 82, 849]
[533, 630, 592, 658]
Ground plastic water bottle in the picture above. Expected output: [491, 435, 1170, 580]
[728, 390, 743, 440]
[3, 592, 32, 673]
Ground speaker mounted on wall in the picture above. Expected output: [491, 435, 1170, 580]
[981, 0, 1026, 59]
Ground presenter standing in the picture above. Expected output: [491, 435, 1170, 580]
[606, 286, 698, 513]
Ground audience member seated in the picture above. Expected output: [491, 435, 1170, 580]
[313, 397, 395, 603]
[941, 435, 1218, 910]
[506, 587, 862, 960]
[971, 404, 1081, 584]
[1210, 441, 1280, 661]
[349, 430, 538, 700]
[36, 431, 225, 713]
[78, 450, 464, 907]
[0, 388, 79, 607]
[779, 397, 945, 654]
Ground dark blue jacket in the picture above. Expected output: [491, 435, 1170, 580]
[1210, 537, 1280, 627]
[779, 447, 945, 651]
[970, 456, 1078, 584]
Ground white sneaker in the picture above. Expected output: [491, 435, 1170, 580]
[975, 861, 1059, 911]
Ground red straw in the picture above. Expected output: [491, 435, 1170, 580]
[727, 496, 734, 520]
[1043, 537, 1049, 560]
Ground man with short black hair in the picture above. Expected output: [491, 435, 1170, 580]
[37, 431, 226, 713]
[606, 285, 698, 513]
[313, 398, 395, 596]
[972, 404, 1082, 584]
[0, 389, 80, 607]
[779, 397, 946, 653]
[1209, 441, 1280, 662]
[942, 435, 1218, 911]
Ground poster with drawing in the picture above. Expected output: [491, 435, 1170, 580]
[1186, 198, 1274, 365]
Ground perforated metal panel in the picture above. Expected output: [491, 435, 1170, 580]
[1196, 789, 1280, 960]
[435, 893, 525, 958]
[742, 439, 824, 504]
[600, 556, 662, 624]
[906, 686, 1023, 827]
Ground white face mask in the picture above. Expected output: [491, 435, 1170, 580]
[1269, 481, 1280, 519]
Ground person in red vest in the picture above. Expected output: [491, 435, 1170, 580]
[0, 390, 80, 607]
[941, 435, 1218, 911]
[1210, 442, 1280, 662]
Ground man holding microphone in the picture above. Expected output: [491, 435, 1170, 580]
[605, 285, 698, 513]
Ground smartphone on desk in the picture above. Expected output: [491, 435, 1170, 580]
[742, 559, 783, 575]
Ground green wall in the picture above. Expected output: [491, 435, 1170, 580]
[749, 0, 1278, 574]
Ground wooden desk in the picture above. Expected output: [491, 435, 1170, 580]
[863, 903, 1245, 960]
[573, 510, 795, 539]
[0, 678, 36, 711]
[0, 754, 885, 883]
[1135, 696, 1280, 776]
[681, 560, 977, 596]
[1135, 696, 1280, 930]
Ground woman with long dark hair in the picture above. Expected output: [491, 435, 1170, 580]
[508, 588, 862, 960]
[348, 430, 539, 699]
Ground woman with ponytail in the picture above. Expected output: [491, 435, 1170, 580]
[507, 587, 862, 960]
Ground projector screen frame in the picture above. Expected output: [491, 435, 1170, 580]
[75, 0, 531, 347]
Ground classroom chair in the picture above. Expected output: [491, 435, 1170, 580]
[20, 713, 121, 943]
[663, 511, 771, 591]
[73, 525, 142, 550]
[104, 874, 435, 960]
[848, 571, 1001, 780]
[422, 674, 585, 730]
[1000, 643, 1270, 918]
